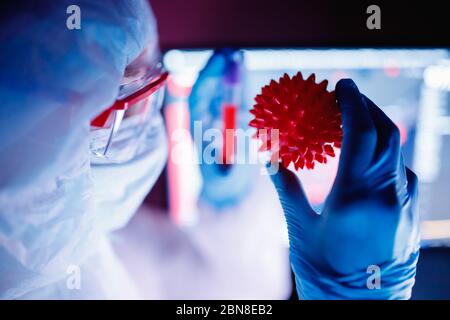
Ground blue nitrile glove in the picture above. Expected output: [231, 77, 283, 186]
[269, 79, 420, 300]
[189, 49, 254, 208]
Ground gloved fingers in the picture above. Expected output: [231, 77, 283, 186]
[363, 94, 406, 189]
[397, 154, 409, 194]
[197, 50, 229, 79]
[188, 52, 226, 123]
[190, 49, 240, 99]
[269, 164, 318, 224]
[363, 95, 401, 173]
[335, 79, 377, 180]
[189, 49, 237, 122]
[405, 166, 419, 199]
[190, 50, 244, 183]
[405, 166, 420, 245]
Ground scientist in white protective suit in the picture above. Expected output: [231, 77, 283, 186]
[0, 0, 291, 299]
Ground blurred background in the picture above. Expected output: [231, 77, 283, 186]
[113, 0, 450, 300]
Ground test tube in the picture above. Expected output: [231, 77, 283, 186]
[221, 53, 242, 165]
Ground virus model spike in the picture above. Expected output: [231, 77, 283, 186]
[249, 72, 343, 170]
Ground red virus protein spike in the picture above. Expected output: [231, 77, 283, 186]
[249, 72, 343, 170]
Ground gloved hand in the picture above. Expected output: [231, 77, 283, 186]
[189, 49, 254, 208]
[270, 79, 420, 300]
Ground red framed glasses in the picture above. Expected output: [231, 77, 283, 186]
[90, 69, 169, 164]
[91, 71, 168, 128]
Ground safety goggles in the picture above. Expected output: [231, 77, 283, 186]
[90, 63, 168, 164]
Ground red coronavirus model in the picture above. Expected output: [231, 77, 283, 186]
[249, 72, 343, 170]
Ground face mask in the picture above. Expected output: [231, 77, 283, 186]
[89, 53, 169, 232]
[91, 113, 168, 232]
